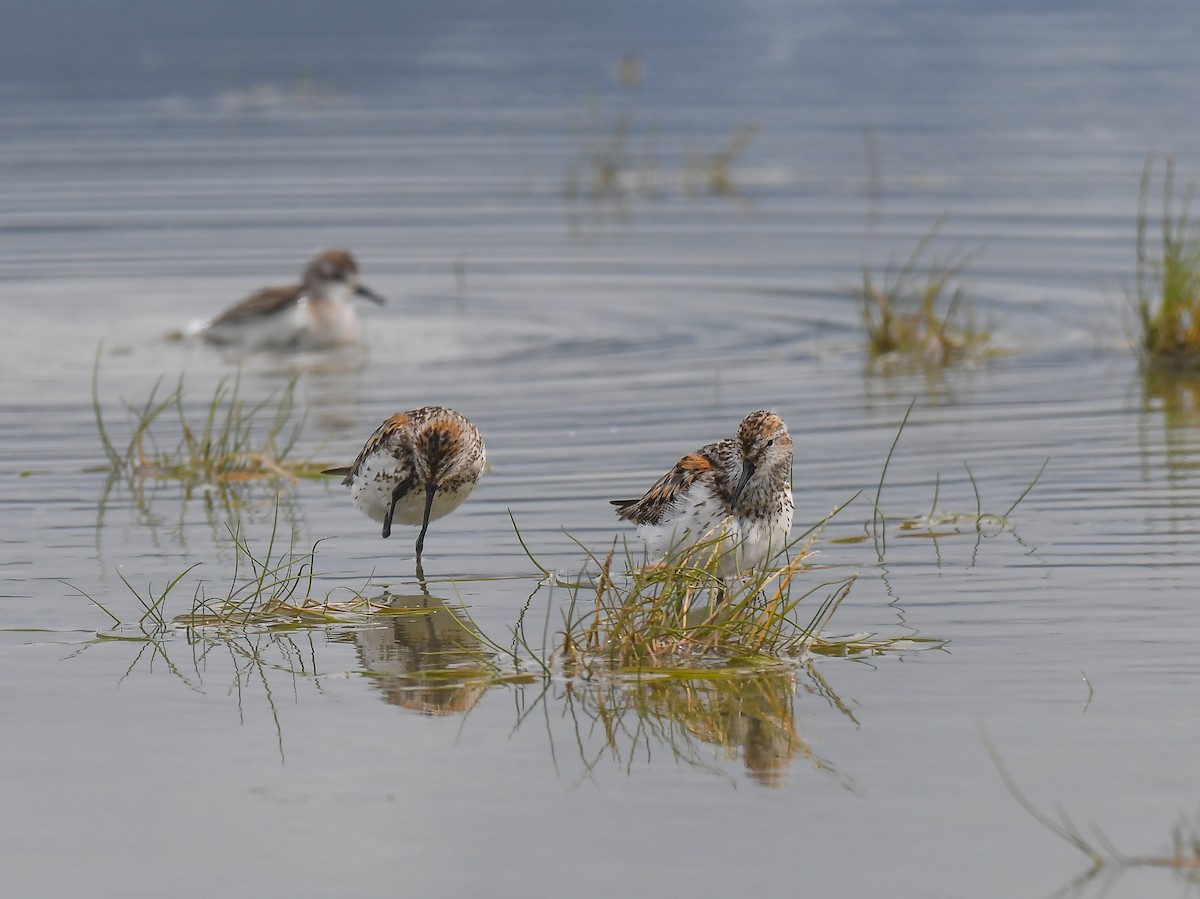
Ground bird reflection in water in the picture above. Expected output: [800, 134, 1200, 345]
[340, 590, 494, 717]
[678, 673, 818, 788]
[547, 665, 853, 789]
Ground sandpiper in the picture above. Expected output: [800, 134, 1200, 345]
[611, 410, 795, 575]
[201, 249, 385, 350]
[325, 407, 485, 561]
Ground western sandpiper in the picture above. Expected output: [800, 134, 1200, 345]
[612, 410, 794, 574]
[201, 249, 385, 350]
[325, 407, 485, 561]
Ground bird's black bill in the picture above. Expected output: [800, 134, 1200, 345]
[382, 474, 417, 539]
[355, 284, 387, 305]
[730, 459, 755, 509]
[414, 480, 438, 561]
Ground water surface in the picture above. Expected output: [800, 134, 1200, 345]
[4, 3, 1200, 897]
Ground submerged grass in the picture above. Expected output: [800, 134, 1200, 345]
[857, 220, 991, 368]
[1132, 156, 1200, 369]
[842, 395, 1047, 560]
[986, 731, 1200, 896]
[892, 457, 1050, 538]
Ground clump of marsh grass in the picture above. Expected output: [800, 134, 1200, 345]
[73, 501, 490, 659]
[72, 553, 354, 760]
[176, 519, 339, 630]
[565, 52, 659, 208]
[564, 52, 762, 217]
[560, 539, 857, 671]
[65, 506, 343, 758]
[565, 95, 643, 202]
[856, 221, 990, 368]
[93, 352, 325, 494]
[167, 508, 477, 634]
[682, 124, 762, 199]
[69, 504, 344, 635]
[1132, 156, 1200, 369]
[67, 508, 501, 754]
[509, 511, 941, 677]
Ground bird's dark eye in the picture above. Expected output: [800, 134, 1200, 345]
[766, 439, 774, 447]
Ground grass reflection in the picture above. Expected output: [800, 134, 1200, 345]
[74, 624, 327, 761]
[1140, 367, 1200, 486]
[856, 221, 992, 371]
[526, 665, 852, 789]
[987, 732, 1200, 898]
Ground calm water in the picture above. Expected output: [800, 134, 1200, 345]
[5, 3, 1200, 897]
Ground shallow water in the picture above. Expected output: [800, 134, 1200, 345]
[5, 3, 1200, 897]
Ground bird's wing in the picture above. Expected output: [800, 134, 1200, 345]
[612, 451, 716, 526]
[209, 284, 304, 326]
[339, 413, 412, 486]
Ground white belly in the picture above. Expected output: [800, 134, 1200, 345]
[348, 454, 476, 529]
[301, 296, 357, 347]
[635, 486, 794, 575]
[635, 483, 729, 560]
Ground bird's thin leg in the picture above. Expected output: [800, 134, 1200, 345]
[414, 480, 438, 562]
